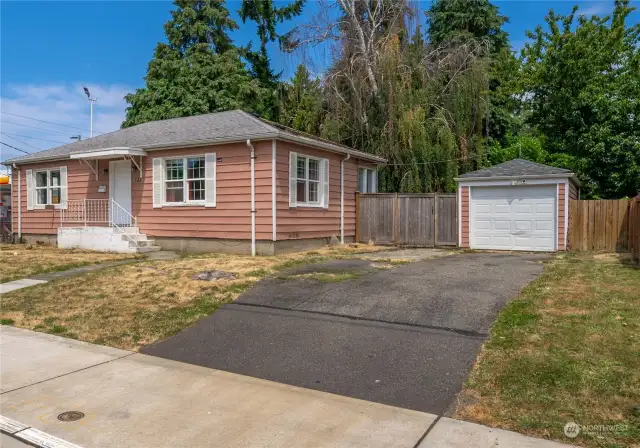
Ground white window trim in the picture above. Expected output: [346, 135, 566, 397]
[162, 156, 206, 207]
[294, 153, 324, 208]
[34, 168, 62, 209]
[358, 167, 378, 193]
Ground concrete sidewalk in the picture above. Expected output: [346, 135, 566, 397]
[0, 326, 574, 448]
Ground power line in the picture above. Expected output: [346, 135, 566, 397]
[0, 132, 67, 145]
[382, 153, 486, 166]
[1, 112, 104, 135]
[1, 141, 30, 155]
[1, 120, 84, 137]
[1, 133, 42, 150]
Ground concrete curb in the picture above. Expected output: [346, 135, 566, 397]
[1, 415, 83, 448]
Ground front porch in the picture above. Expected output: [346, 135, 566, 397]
[58, 147, 159, 253]
[59, 198, 159, 253]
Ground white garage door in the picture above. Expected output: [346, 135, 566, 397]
[471, 185, 556, 251]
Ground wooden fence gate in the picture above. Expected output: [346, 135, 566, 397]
[356, 193, 457, 247]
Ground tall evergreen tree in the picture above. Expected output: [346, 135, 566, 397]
[239, 0, 305, 120]
[279, 64, 323, 134]
[426, 0, 515, 144]
[123, 0, 267, 128]
[426, 0, 508, 53]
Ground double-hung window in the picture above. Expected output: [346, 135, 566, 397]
[296, 155, 321, 205]
[164, 156, 206, 204]
[289, 151, 329, 208]
[35, 169, 62, 206]
[358, 168, 377, 193]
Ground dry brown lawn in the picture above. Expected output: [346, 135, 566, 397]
[455, 253, 640, 448]
[0, 244, 138, 283]
[0, 244, 391, 350]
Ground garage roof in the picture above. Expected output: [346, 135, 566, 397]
[3, 110, 386, 165]
[458, 159, 573, 179]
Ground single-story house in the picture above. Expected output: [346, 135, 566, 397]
[455, 159, 581, 252]
[4, 110, 385, 255]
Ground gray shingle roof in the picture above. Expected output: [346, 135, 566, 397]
[3, 110, 385, 164]
[458, 159, 573, 179]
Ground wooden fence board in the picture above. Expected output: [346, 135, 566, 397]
[398, 195, 435, 246]
[630, 199, 639, 263]
[358, 194, 395, 243]
[436, 195, 458, 245]
[357, 193, 456, 247]
[568, 199, 631, 252]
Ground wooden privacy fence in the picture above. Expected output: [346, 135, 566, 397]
[356, 193, 457, 247]
[568, 199, 636, 252]
[630, 199, 640, 263]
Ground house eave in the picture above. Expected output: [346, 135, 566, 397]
[276, 133, 386, 164]
[455, 173, 582, 187]
[5, 133, 386, 166]
[70, 147, 147, 159]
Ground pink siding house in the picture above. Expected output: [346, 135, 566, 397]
[5, 110, 385, 255]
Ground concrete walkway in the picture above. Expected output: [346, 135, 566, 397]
[0, 259, 138, 294]
[0, 326, 574, 448]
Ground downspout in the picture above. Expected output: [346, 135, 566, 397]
[14, 164, 21, 240]
[272, 140, 276, 243]
[247, 140, 256, 256]
[340, 153, 351, 244]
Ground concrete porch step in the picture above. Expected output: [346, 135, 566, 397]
[58, 226, 162, 254]
[135, 245, 162, 253]
[129, 239, 156, 248]
[121, 233, 148, 242]
[115, 226, 139, 233]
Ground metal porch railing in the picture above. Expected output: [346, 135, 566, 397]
[60, 199, 137, 228]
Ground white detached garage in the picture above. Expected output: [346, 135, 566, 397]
[455, 159, 581, 252]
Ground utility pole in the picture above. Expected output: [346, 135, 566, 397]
[83, 87, 97, 138]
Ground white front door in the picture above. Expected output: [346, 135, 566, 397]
[470, 185, 556, 252]
[109, 160, 132, 224]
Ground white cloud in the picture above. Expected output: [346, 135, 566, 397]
[0, 83, 134, 162]
[579, 3, 611, 17]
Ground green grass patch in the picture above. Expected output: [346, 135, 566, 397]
[0, 318, 15, 325]
[456, 255, 640, 447]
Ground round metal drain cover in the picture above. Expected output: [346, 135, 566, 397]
[58, 411, 84, 422]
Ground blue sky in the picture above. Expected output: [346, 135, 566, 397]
[1, 0, 638, 163]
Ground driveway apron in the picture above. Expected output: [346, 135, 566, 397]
[142, 252, 549, 414]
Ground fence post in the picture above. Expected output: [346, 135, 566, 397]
[434, 193, 439, 247]
[83, 198, 87, 227]
[393, 192, 399, 244]
[632, 197, 639, 264]
[355, 192, 360, 244]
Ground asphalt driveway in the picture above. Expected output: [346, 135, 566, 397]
[142, 252, 549, 414]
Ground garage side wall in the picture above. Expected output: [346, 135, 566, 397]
[459, 186, 470, 248]
[558, 183, 566, 250]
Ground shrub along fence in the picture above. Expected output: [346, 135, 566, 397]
[568, 199, 640, 259]
[355, 193, 457, 247]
